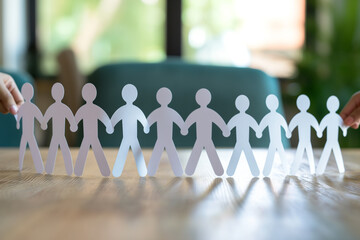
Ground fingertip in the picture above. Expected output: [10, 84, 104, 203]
[9, 105, 18, 115]
[344, 116, 354, 126]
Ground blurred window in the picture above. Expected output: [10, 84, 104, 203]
[37, 0, 165, 75]
[183, 0, 305, 77]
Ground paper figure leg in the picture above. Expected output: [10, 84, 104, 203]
[263, 146, 276, 177]
[59, 138, 73, 176]
[19, 137, 27, 171]
[92, 140, 110, 177]
[290, 144, 305, 175]
[165, 142, 183, 177]
[305, 145, 316, 174]
[316, 143, 331, 175]
[333, 144, 345, 173]
[74, 139, 90, 176]
[205, 142, 224, 176]
[131, 140, 147, 177]
[112, 141, 129, 177]
[227, 143, 242, 176]
[243, 144, 260, 177]
[185, 141, 203, 176]
[147, 141, 164, 176]
[28, 136, 44, 173]
[45, 138, 58, 174]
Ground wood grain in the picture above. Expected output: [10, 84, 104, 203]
[1, 148, 360, 240]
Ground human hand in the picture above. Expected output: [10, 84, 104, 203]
[106, 125, 114, 134]
[70, 124, 78, 132]
[340, 91, 360, 129]
[0, 73, 24, 115]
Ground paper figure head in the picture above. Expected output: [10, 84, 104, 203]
[296, 94, 310, 111]
[122, 84, 138, 104]
[196, 88, 211, 107]
[82, 83, 97, 103]
[327, 96, 339, 112]
[235, 95, 249, 112]
[266, 94, 279, 111]
[21, 83, 34, 102]
[157, 87, 172, 106]
[51, 83, 64, 102]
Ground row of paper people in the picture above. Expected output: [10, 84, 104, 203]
[16, 82, 348, 177]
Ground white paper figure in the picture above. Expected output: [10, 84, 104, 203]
[181, 89, 230, 176]
[111, 84, 149, 177]
[16, 83, 44, 173]
[147, 88, 184, 177]
[288, 95, 320, 175]
[316, 96, 348, 175]
[258, 94, 291, 176]
[74, 83, 113, 177]
[227, 95, 260, 177]
[41, 83, 77, 175]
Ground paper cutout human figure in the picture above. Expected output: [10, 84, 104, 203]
[16, 83, 44, 173]
[41, 83, 77, 175]
[74, 83, 113, 177]
[288, 95, 320, 175]
[111, 84, 149, 177]
[147, 88, 184, 176]
[258, 94, 291, 176]
[227, 95, 260, 177]
[181, 89, 230, 176]
[316, 96, 348, 175]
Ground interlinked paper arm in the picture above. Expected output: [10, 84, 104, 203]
[135, 107, 149, 133]
[210, 110, 230, 137]
[182, 112, 196, 135]
[257, 116, 269, 138]
[97, 107, 113, 134]
[111, 107, 125, 128]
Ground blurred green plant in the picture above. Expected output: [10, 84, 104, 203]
[296, 0, 360, 147]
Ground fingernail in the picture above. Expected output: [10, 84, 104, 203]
[345, 116, 353, 125]
[9, 105, 18, 115]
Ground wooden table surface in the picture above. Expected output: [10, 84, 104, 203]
[1, 148, 360, 240]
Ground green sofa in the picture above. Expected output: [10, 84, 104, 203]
[86, 59, 289, 148]
[0, 69, 34, 147]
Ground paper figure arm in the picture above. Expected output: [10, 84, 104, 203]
[41, 106, 54, 130]
[33, 105, 43, 125]
[63, 105, 78, 132]
[338, 115, 349, 137]
[227, 115, 237, 132]
[248, 116, 261, 136]
[147, 110, 158, 128]
[98, 106, 113, 134]
[136, 107, 149, 134]
[181, 112, 196, 135]
[110, 106, 125, 128]
[171, 109, 185, 130]
[279, 115, 291, 138]
[74, 107, 85, 126]
[309, 114, 321, 134]
[211, 110, 230, 137]
[257, 116, 269, 138]
[288, 114, 299, 133]
[318, 115, 328, 138]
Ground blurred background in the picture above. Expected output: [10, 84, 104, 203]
[0, 0, 359, 147]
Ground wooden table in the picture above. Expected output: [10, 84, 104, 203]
[1, 148, 360, 240]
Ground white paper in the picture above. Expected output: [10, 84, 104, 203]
[182, 88, 230, 176]
[147, 88, 184, 176]
[316, 96, 348, 175]
[16, 83, 44, 173]
[258, 94, 290, 176]
[73, 83, 113, 177]
[288, 95, 320, 175]
[41, 83, 77, 175]
[111, 84, 148, 177]
[227, 95, 260, 177]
